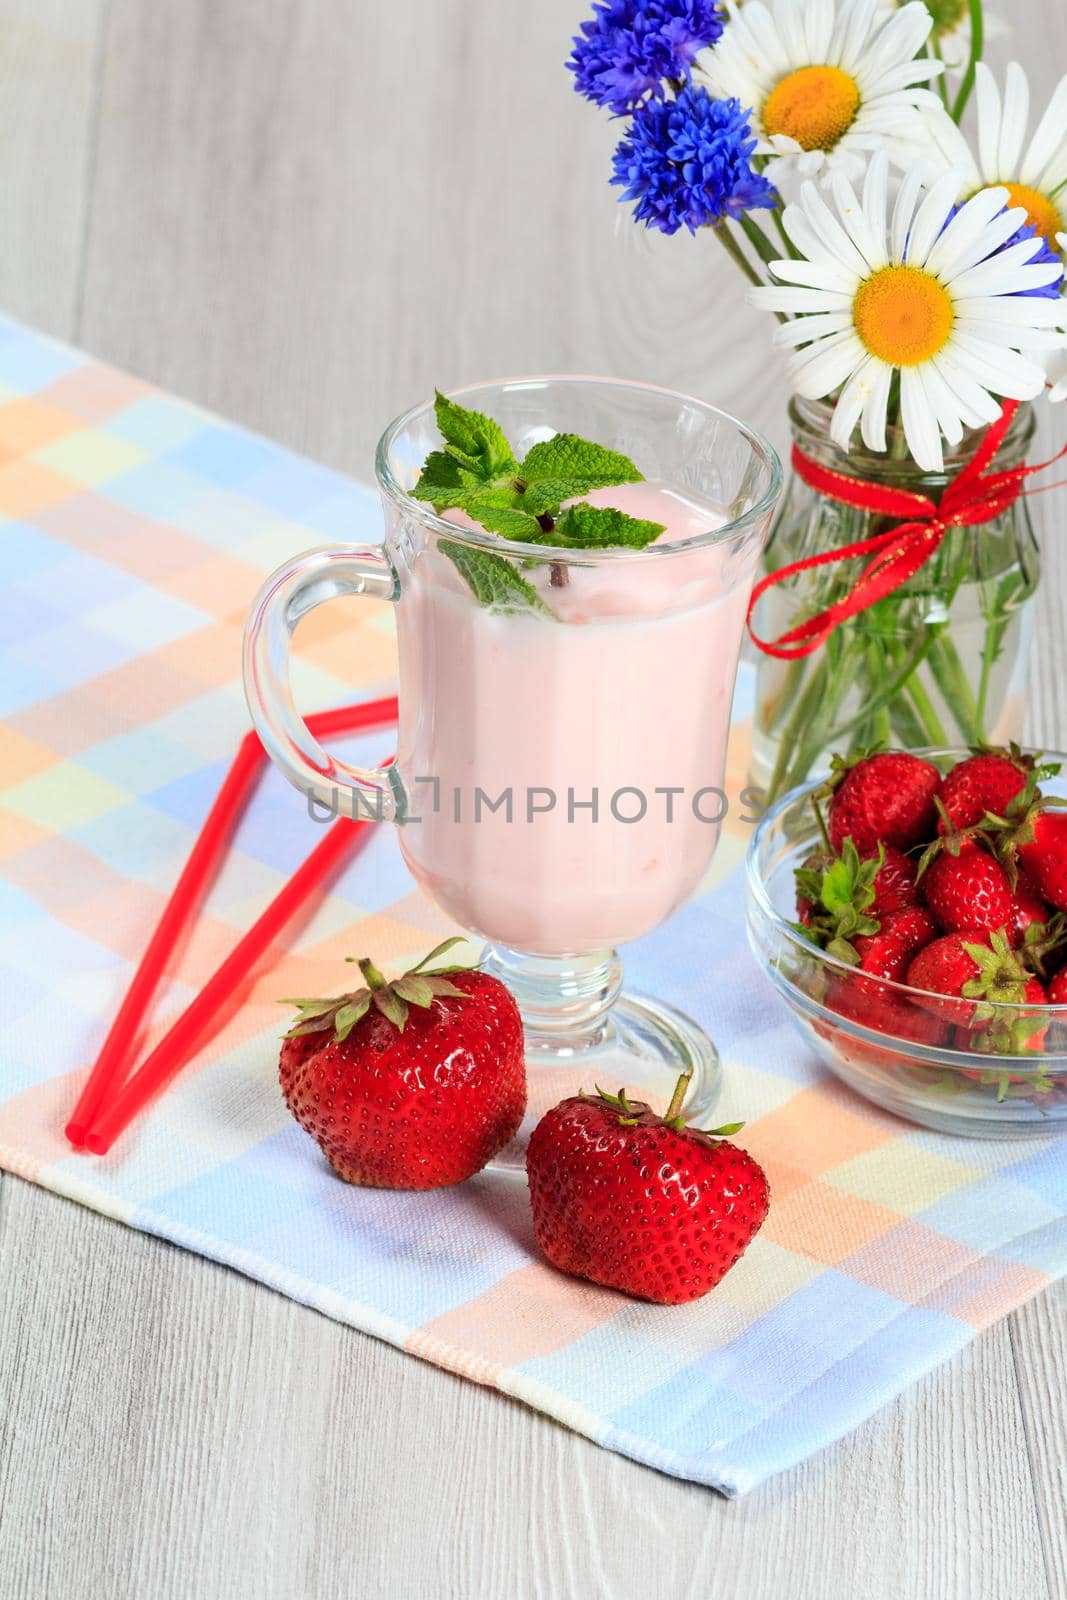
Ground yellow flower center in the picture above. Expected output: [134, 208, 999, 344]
[853, 267, 955, 367]
[762, 66, 860, 153]
[1001, 182, 1063, 247]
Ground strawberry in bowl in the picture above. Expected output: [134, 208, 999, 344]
[746, 746, 1067, 1137]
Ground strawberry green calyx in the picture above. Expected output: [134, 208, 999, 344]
[798, 836, 883, 962]
[969, 741, 1059, 787]
[590, 1071, 744, 1139]
[980, 786, 1067, 873]
[960, 929, 1030, 1003]
[958, 930, 1034, 1042]
[917, 795, 988, 879]
[1018, 916, 1067, 980]
[281, 937, 471, 1041]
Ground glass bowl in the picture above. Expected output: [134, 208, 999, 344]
[745, 750, 1067, 1139]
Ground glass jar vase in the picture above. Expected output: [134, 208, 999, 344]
[751, 397, 1040, 801]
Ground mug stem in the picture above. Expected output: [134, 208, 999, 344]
[481, 946, 624, 1052]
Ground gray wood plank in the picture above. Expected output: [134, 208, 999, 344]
[76, 0, 783, 477]
[0, 0, 105, 338]
[1011, 1280, 1067, 1592]
[0, 1179, 1053, 1600]
[1, 0, 1066, 1596]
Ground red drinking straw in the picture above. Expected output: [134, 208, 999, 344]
[83, 814, 375, 1154]
[65, 694, 398, 1147]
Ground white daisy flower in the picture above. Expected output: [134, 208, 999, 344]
[748, 152, 1066, 471]
[1048, 232, 1067, 403]
[921, 62, 1067, 250]
[880, 0, 1006, 73]
[697, 0, 945, 187]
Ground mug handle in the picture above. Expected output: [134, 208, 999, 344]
[242, 543, 404, 822]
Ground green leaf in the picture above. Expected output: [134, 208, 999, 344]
[819, 856, 857, 916]
[549, 502, 665, 550]
[333, 994, 371, 1041]
[422, 976, 469, 999]
[519, 433, 643, 493]
[434, 390, 515, 479]
[373, 988, 409, 1031]
[465, 502, 544, 542]
[278, 998, 337, 1017]
[285, 1013, 338, 1038]
[392, 975, 436, 1009]
[440, 539, 550, 614]
[412, 449, 483, 510]
[408, 936, 469, 973]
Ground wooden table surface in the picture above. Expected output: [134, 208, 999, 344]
[1, 4, 1065, 1596]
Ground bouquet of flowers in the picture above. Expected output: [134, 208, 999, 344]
[568, 0, 1067, 797]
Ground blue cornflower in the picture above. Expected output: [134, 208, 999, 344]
[611, 87, 777, 235]
[939, 204, 1065, 299]
[1006, 221, 1064, 299]
[568, 0, 725, 115]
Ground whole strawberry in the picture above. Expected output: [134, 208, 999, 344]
[526, 1074, 768, 1305]
[920, 839, 1016, 936]
[824, 907, 939, 1041]
[936, 746, 1033, 835]
[280, 939, 525, 1188]
[907, 929, 1046, 1051]
[1018, 811, 1067, 913]
[825, 750, 940, 855]
[868, 845, 921, 917]
[850, 906, 938, 982]
[1048, 968, 1067, 1005]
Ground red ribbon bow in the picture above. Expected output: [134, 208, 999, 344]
[747, 399, 1067, 661]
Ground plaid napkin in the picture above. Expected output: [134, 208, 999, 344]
[0, 314, 1063, 1496]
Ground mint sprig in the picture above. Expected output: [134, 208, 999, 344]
[439, 541, 550, 614]
[413, 391, 664, 609]
[547, 503, 665, 550]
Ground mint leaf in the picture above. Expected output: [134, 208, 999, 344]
[440, 540, 550, 614]
[434, 391, 515, 479]
[520, 433, 643, 491]
[413, 449, 484, 510]
[518, 434, 645, 517]
[464, 502, 544, 542]
[416, 394, 660, 603]
[549, 503, 664, 550]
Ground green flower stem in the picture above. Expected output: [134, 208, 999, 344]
[760, 655, 807, 736]
[868, 664, 891, 748]
[927, 39, 950, 111]
[976, 607, 1008, 738]
[889, 691, 931, 750]
[770, 203, 797, 259]
[711, 219, 766, 292]
[738, 213, 780, 271]
[822, 635, 935, 751]
[902, 651, 950, 746]
[927, 633, 980, 742]
[766, 651, 833, 799]
[951, 0, 985, 123]
[913, 532, 984, 743]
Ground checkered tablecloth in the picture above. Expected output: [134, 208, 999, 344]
[1, 314, 1063, 1496]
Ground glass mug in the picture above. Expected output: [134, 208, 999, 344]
[243, 377, 781, 1152]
